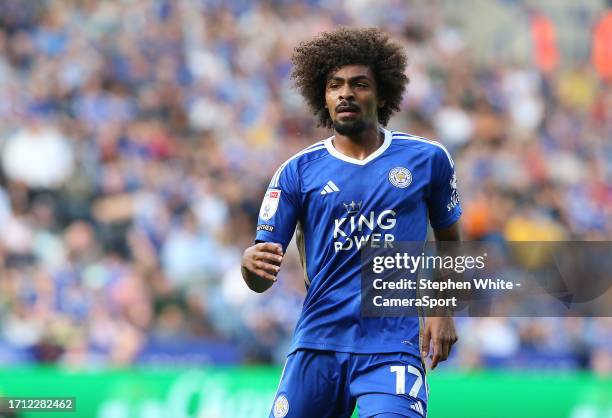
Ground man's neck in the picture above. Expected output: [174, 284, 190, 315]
[332, 125, 384, 161]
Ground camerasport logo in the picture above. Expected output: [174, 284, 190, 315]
[259, 189, 281, 221]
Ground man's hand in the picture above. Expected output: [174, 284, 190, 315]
[420, 316, 458, 370]
[241, 242, 284, 293]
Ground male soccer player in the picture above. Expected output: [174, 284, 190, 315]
[242, 27, 461, 418]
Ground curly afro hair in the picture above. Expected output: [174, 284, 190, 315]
[291, 27, 409, 128]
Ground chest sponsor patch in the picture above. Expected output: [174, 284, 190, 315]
[259, 189, 281, 221]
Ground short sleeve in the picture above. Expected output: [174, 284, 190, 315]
[427, 146, 462, 230]
[255, 160, 300, 251]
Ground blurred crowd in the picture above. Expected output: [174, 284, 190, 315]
[0, 0, 610, 372]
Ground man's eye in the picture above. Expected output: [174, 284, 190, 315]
[356, 83, 369, 88]
[329, 84, 339, 89]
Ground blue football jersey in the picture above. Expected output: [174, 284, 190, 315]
[255, 128, 462, 358]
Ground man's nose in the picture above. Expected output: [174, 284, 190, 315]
[338, 85, 354, 101]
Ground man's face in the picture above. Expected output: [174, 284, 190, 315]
[325, 65, 383, 136]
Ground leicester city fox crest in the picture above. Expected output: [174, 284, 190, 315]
[273, 394, 289, 418]
[388, 167, 412, 188]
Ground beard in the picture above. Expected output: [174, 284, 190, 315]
[333, 118, 367, 136]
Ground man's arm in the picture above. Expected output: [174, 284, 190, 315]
[432, 221, 461, 242]
[420, 220, 461, 369]
[241, 242, 284, 293]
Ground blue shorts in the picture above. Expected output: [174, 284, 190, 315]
[269, 350, 428, 418]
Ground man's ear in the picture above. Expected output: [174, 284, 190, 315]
[378, 99, 385, 108]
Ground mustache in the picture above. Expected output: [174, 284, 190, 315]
[335, 102, 360, 112]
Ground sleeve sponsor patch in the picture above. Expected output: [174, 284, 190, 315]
[447, 173, 460, 211]
[257, 224, 275, 232]
[259, 189, 281, 221]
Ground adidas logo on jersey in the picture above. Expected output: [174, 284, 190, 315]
[320, 181, 340, 195]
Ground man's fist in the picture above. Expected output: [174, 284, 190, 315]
[241, 242, 284, 292]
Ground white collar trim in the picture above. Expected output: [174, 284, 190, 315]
[324, 128, 392, 166]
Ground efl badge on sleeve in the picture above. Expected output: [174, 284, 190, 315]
[259, 189, 281, 221]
